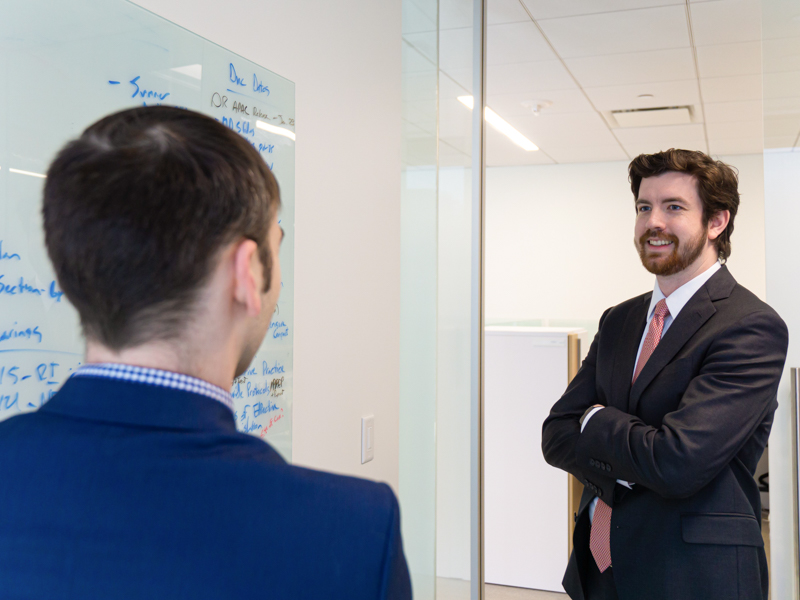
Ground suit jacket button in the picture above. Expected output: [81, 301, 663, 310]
[607, 464, 612, 473]
[597, 489, 603, 497]
[590, 459, 596, 467]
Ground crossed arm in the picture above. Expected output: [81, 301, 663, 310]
[542, 309, 788, 504]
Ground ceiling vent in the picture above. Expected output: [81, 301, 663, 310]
[603, 105, 695, 128]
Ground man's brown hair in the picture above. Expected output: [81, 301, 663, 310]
[628, 148, 739, 262]
[44, 106, 281, 350]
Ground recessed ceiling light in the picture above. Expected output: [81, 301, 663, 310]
[638, 94, 654, 98]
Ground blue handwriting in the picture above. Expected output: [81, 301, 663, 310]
[229, 63, 247, 87]
[262, 360, 285, 376]
[0, 323, 42, 344]
[252, 74, 269, 95]
[0, 241, 21, 261]
[129, 76, 170, 101]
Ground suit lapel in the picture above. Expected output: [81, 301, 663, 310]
[611, 294, 650, 411]
[628, 266, 735, 414]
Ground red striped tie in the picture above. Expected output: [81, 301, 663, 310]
[589, 299, 669, 573]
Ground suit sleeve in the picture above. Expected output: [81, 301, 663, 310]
[542, 308, 617, 500]
[577, 309, 788, 499]
[378, 484, 412, 600]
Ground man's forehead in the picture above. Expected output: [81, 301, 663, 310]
[638, 171, 699, 200]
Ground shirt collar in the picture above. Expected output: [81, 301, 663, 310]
[71, 363, 234, 413]
[648, 261, 721, 321]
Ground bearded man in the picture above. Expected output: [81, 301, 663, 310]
[542, 149, 787, 600]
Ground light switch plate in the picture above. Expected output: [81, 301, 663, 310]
[361, 415, 374, 464]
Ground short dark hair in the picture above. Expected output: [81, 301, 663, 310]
[628, 149, 739, 262]
[43, 106, 280, 349]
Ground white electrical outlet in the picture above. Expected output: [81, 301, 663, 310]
[361, 415, 374, 464]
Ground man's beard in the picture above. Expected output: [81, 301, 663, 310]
[636, 227, 707, 276]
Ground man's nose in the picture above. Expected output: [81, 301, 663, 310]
[645, 208, 666, 230]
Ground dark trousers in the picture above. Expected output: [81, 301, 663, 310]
[585, 560, 619, 600]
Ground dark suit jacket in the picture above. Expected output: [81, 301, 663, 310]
[542, 266, 788, 600]
[0, 376, 411, 599]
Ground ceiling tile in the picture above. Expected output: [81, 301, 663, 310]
[761, 0, 800, 41]
[486, 130, 555, 166]
[537, 5, 689, 59]
[583, 79, 700, 112]
[509, 112, 619, 148]
[487, 60, 577, 95]
[764, 114, 800, 139]
[565, 48, 695, 88]
[442, 68, 473, 94]
[543, 144, 630, 164]
[706, 119, 763, 140]
[488, 21, 557, 64]
[764, 71, 800, 101]
[707, 137, 764, 156]
[489, 0, 532, 24]
[487, 88, 594, 117]
[615, 123, 707, 156]
[763, 38, 800, 75]
[703, 100, 763, 123]
[700, 74, 762, 103]
[764, 135, 798, 150]
[696, 41, 761, 78]
[689, 0, 761, 46]
[764, 96, 800, 119]
[520, 0, 684, 21]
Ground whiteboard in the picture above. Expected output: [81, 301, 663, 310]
[0, 0, 295, 460]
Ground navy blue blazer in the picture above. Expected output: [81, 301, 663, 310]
[0, 376, 411, 599]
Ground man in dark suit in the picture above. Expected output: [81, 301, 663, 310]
[0, 107, 411, 599]
[542, 149, 788, 600]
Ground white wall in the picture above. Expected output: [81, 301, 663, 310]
[764, 150, 800, 600]
[131, 0, 403, 491]
[486, 154, 767, 326]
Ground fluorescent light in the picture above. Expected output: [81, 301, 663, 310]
[9, 168, 46, 179]
[256, 120, 296, 141]
[457, 96, 538, 152]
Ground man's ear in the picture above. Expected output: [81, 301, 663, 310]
[233, 239, 263, 317]
[707, 210, 730, 241]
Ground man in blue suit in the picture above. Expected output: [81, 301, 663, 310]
[0, 106, 411, 599]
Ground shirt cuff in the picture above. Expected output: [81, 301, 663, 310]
[580, 406, 604, 432]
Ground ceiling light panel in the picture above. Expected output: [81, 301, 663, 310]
[536, 5, 690, 59]
[612, 106, 693, 128]
[583, 79, 700, 112]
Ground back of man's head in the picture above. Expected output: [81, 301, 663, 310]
[43, 106, 280, 350]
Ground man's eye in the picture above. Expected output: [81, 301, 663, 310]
[637, 206, 650, 213]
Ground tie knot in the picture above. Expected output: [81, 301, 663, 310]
[654, 299, 669, 319]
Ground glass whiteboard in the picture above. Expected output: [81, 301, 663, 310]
[0, 0, 295, 460]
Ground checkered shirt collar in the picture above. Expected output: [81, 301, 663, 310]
[71, 363, 234, 413]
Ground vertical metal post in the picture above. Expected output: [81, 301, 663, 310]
[470, 0, 486, 598]
[792, 369, 800, 591]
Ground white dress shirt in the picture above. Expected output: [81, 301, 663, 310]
[583, 261, 721, 521]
